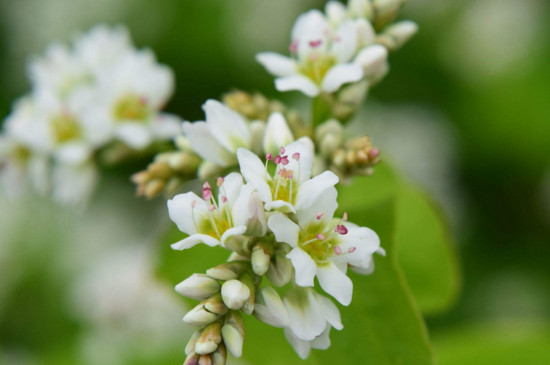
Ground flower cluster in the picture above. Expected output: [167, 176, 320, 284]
[168, 140, 383, 362]
[0, 25, 181, 204]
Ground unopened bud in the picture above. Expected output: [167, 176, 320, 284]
[266, 252, 292, 287]
[380, 20, 418, 50]
[198, 354, 213, 365]
[144, 179, 165, 198]
[253, 286, 289, 328]
[250, 120, 266, 155]
[184, 352, 200, 365]
[183, 305, 219, 326]
[198, 161, 224, 181]
[206, 261, 249, 281]
[176, 274, 221, 300]
[221, 323, 244, 358]
[251, 245, 271, 276]
[211, 343, 227, 365]
[186, 330, 202, 356]
[239, 272, 256, 315]
[175, 135, 193, 151]
[221, 279, 250, 310]
[195, 322, 222, 355]
[148, 160, 172, 179]
[225, 311, 245, 337]
[372, 0, 403, 30]
[349, 0, 374, 19]
[203, 293, 228, 316]
[355, 45, 388, 80]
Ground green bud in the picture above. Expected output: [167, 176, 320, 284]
[239, 272, 256, 315]
[195, 322, 222, 355]
[266, 252, 292, 287]
[221, 323, 244, 358]
[206, 261, 249, 281]
[251, 245, 271, 276]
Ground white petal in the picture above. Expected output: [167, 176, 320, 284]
[219, 172, 243, 206]
[284, 287, 326, 341]
[256, 53, 296, 77]
[311, 325, 331, 350]
[171, 233, 220, 250]
[281, 139, 314, 185]
[284, 328, 312, 360]
[237, 148, 272, 202]
[295, 171, 339, 211]
[203, 99, 250, 152]
[317, 261, 353, 306]
[264, 200, 296, 213]
[220, 225, 247, 245]
[263, 112, 294, 156]
[313, 292, 343, 330]
[167, 192, 208, 235]
[151, 113, 182, 140]
[268, 213, 299, 247]
[183, 121, 235, 166]
[331, 20, 358, 63]
[292, 10, 330, 59]
[321, 63, 363, 93]
[232, 184, 267, 236]
[355, 18, 376, 48]
[355, 44, 388, 78]
[296, 187, 338, 229]
[325, 1, 347, 25]
[287, 248, 317, 287]
[115, 123, 152, 149]
[275, 75, 320, 97]
[51, 161, 97, 206]
[54, 142, 91, 166]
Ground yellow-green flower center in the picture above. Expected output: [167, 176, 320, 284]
[113, 93, 151, 123]
[297, 53, 336, 85]
[197, 208, 231, 240]
[298, 221, 338, 264]
[51, 113, 82, 143]
[269, 172, 298, 205]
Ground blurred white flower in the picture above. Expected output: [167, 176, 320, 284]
[268, 187, 382, 305]
[237, 139, 338, 213]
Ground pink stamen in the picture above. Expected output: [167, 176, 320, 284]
[266, 153, 273, 161]
[274, 155, 282, 164]
[343, 212, 348, 221]
[217, 177, 224, 187]
[333, 35, 341, 42]
[292, 152, 300, 161]
[202, 187, 213, 201]
[209, 205, 216, 212]
[203, 181, 211, 189]
[334, 246, 342, 255]
[191, 200, 197, 208]
[316, 213, 324, 220]
[280, 156, 289, 165]
[280, 146, 285, 154]
[221, 195, 227, 203]
[309, 40, 322, 48]
[335, 225, 348, 235]
[368, 148, 380, 159]
[316, 233, 326, 240]
[311, 53, 318, 61]
[289, 40, 298, 53]
[348, 247, 356, 253]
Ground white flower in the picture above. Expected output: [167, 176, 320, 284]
[182, 99, 253, 167]
[283, 287, 343, 359]
[268, 187, 381, 305]
[237, 140, 338, 213]
[85, 49, 181, 149]
[262, 112, 294, 157]
[256, 10, 364, 97]
[168, 173, 265, 250]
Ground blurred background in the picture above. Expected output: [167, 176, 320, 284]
[1, 0, 549, 364]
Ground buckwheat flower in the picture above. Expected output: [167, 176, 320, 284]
[256, 10, 364, 97]
[237, 140, 338, 213]
[86, 50, 181, 149]
[268, 187, 381, 305]
[168, 173, 263, 250]
[182, 99, 253, 167]
[283, 287, 342, 358]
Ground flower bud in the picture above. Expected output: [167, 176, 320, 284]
[175, 135, 193, 151]
[355, 45, 388, 81]
[239, 272, 256, 315]
[222, 322, 244, 358]
[186, 330, 202, 356]
[349, 0, 373, 19]
[251, 245, 270, 276]
[379, 20, 418, 51]
[250, 120, 266, 155]
[183, 305, 220, 326]
[144, 179, 165, 198]
[203, 293, 229, 316]
[372, 0, 403, 30]
[176, 274, 221, 300]
[263, 112, 294, 157]
[253, 286, 289, 328]
[198, 161, 223, 181]
[206, 261, 249, 281]
[225, 311, 245, 337]
[167, 151, 202, 174]
[266, 252, 292, 287]
[211, 343, 227, 365]
[221, 280, 250, 310]
[195, 322, 222, 355]
[184, 352, 200, 365]
[198, 354, 213, 365]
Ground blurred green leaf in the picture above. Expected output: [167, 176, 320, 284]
[433, 323, 550, 365]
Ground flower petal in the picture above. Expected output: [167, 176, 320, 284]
[355, 44, 388, 79]
[219, 172, 243, 206]
[183, 121, 235, 166]
[275, 75, 320, 97]
[284, 287, 326, 341]
[355, 18, 376, 48]
[281, 139, 314, 185]
[287, 247, 317, 287]
[311, 325, 331, 350]
[54, 142, 91, 166]
[284, 328, 312, 360]
[115, 123, 152, 149]
[220, 225, 247, 245]
[331, 20, 358, 63]
[264, 200, 296, 213]
[325, 1, 347, 26]
[256, 52, 296, 77]
[202, 99, 250, 152]
[295, 171, 339, 211]
[171, 233, 220, 250]
[317, 261, 353, 306]
[296, 187, 338, 229]
[268, 213, 299, 247]
[237, 147, 272, 202]
[313, 292, 343, 330]
[321, 63, 363, 93]
[167, 192, 208, 235]
[263, 112, 294, 156]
